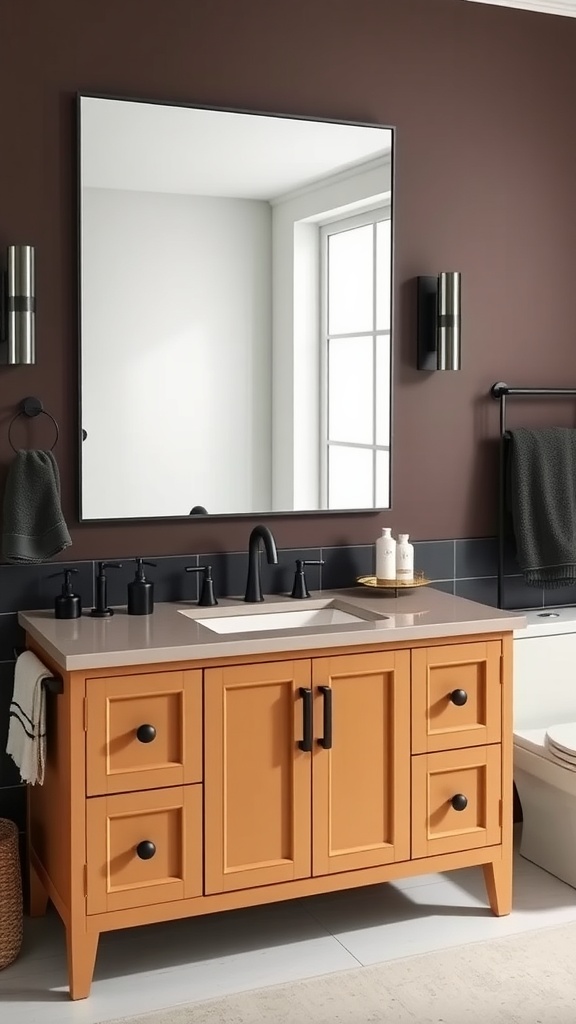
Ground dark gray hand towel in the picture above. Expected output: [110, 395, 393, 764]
[2, 450, 72, 564]
[507, 427, 576, 587]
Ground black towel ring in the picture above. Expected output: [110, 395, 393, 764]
[8, 397, 60, 453]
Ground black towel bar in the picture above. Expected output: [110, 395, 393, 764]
[13, 647, 63, 694]
[490, 381, 576, 608]
[42, 676, 64, 695]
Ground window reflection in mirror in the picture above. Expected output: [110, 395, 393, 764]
[78, 96, 394, 520]
[323, 208, 391, 508]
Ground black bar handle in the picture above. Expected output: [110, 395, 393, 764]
[318, 685, 333, 749]
[298, 687, 312, 752]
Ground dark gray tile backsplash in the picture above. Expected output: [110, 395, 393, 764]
[0, 560, 94, 614]
[261, 548, 323, 599]
[454, 536, 522, 582]
[454, 576, 499, 607]
[0, 535, 563, 636]
[0, 564, 46, 613]
[202, 552, 248, 604]
[455, 538, 498, 580]
[320, 545, 373, 590]
[0, 613, 25, 663]
[0, 661, 21, 789]
[455, 574, 544, 610]
[413, 540, 455, 582]
[502, 576, 545, 610]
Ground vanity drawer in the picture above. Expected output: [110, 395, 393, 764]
[86, 670, 202, 796]
[86, 784, 203, 914]
[411, 745, 501, 858]
[411, 642, 502, 753]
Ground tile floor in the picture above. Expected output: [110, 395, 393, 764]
[2, 843, 576, 1024]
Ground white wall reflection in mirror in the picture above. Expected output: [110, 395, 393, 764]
[79, 96, 394, 520]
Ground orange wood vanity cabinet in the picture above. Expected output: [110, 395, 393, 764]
[25, 633, 513, 999]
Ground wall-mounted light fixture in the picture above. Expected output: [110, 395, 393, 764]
[0, 245, 36, 365]
[417, 271, 461, 371]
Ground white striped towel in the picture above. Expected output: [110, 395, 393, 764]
[6, 650, 51, 785]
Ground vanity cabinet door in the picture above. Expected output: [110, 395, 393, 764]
[311, 650, 411, 875]
[204, 660, 312, 894]
[411, 642, 502, 754]
[411, 745, 501, 858]
[86, 669, 203, 796]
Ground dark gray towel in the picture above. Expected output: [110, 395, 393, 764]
[507, 427, 576, 587]
[2, 450, 72, 564]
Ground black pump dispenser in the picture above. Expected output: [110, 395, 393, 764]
[128, 558, 156, 616]
[51, 568, 81, 619]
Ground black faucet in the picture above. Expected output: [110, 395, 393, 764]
[244, 525, 278, 602]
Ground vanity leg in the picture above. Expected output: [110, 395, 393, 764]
[29, 862, 49, 917]
[483, 856, 512, 916]
[66, 925, 100, 1000]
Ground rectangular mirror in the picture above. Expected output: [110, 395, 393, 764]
[78, 95, 394, 520]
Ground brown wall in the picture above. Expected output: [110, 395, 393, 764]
[2, 0, 576, 558]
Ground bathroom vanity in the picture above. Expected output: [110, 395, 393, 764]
[19, 587, 524, 999]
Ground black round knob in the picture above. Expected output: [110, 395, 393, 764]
[136, 840, 156, 860]
[451, 793, 468, 812]
[450, 689, 468, 707]
[136, 724, 156, 743]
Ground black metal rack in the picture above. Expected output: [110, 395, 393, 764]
[41, 675, 63, 695]
[490, 382, 576, 609]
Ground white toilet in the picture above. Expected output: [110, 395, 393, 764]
[514, 606, 576, 887]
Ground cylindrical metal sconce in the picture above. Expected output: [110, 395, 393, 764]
[437, 271, 461, 371]
[417, 271, 461, 371]
[8, 245, 35, 365]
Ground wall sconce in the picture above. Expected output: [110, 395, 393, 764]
[0, 245, 35, 365]
[417, 271, 461, 371]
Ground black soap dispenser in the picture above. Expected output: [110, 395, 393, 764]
[128, 558, 156, 616]
[52, 568, 82, 620]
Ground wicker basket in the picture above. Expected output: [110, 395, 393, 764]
[0, 818, 23, 970]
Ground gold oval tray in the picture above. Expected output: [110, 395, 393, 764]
[357, 572, 431, 590]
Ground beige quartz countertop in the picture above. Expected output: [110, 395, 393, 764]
[18, 587, 526, 672]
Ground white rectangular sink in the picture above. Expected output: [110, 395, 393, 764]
[182, 605, 374, 635]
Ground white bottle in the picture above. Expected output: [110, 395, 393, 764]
[376, 528, 396, 581]
[396, 534, 414, 581]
